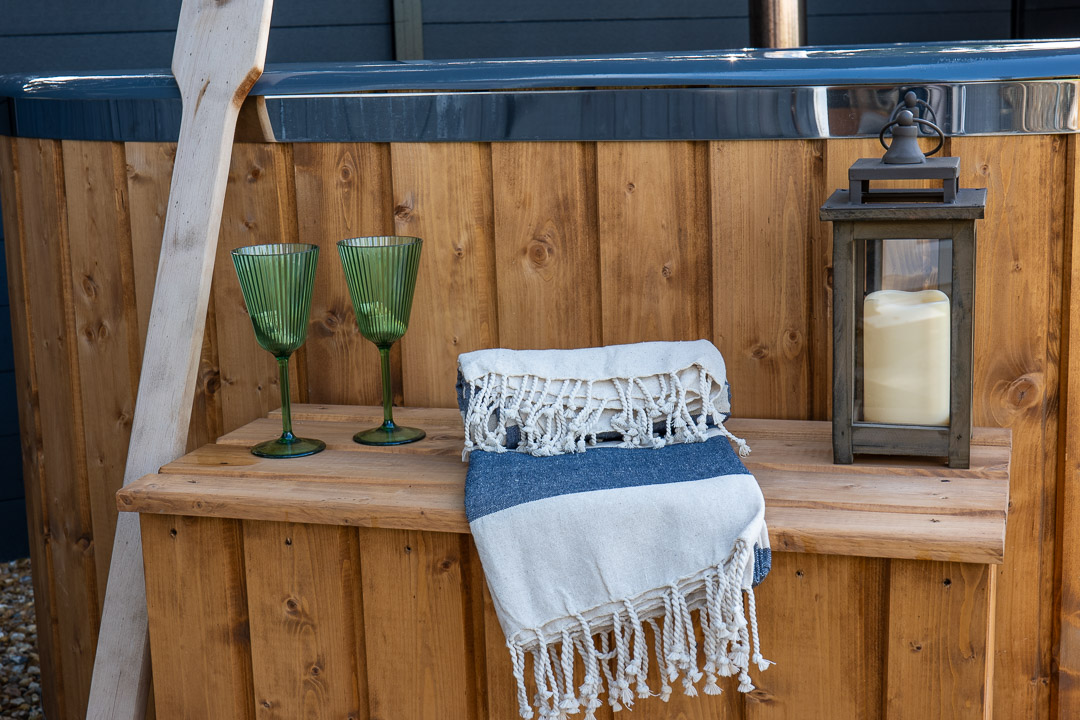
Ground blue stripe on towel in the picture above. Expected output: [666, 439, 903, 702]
[466, 435, 750, 521]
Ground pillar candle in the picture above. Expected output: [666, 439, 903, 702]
[862, 289, 950, 426]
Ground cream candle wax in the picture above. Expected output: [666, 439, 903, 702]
[862, 289, 951, 426]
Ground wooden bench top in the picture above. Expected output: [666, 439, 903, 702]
[117, 404, 1011, 565]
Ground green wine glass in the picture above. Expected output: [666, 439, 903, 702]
[232, 243, 326, 458]
[338, 236, 425, 446]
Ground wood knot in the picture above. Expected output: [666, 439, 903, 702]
[394, 204, 413, 221]
[169, 528, 177, 538]
[750, 344, 769, 360]
[795, 570, 804, 578]
[285, 597, 299, 613]
[942, 577, 952, 587]
[317, 309, 343, 336]
[625, 182, 636, 193]
[439, 558, 455, 571]
[909, 641, 923, 652]
[527, 238, 553, 268]
[339, 165, 353, 182]
[453, 245, 465, 258]
[81, 274, 99, 298]
[284, 537, 292, 546]
[661, 263, 673, 279]
[404, 545, 412, 554]
[247, 166, 262, 183]
[1005, 374, 1040, 410]
[200, 366, 221, 395]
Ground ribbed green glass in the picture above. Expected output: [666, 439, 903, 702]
[232, 243, 326, 458]
[338, 236, 425, 446]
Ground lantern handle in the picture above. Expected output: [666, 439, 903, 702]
[879, 116, 944, 157]
[890, 95, 939, 129]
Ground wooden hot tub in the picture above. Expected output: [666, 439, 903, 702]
[1, 39, 1078, 719]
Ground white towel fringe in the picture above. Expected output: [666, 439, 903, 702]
[506, 541, 770, 718]
[462, 364, 750, 459]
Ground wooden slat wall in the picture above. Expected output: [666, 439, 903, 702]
[0, 133, 1073, 719]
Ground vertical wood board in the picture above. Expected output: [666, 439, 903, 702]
[491, 142, 602, 350]
[141, 514, 255, 720]
[292, 142, 394, 407]
[391, 142, 499, 408]
[243, 520, 367, 719]
[597, 141, 712, 345]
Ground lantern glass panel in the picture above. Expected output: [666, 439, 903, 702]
[854, 237, 952, 427]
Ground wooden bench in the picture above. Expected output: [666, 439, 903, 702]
[118, 404, 1010, 719]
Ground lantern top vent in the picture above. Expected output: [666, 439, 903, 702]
[830, 92, 984, 208]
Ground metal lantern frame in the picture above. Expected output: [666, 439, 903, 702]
[820, 155, 986, 469]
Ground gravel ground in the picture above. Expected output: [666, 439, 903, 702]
[0, 559, 43, 720]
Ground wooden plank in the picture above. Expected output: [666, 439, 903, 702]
[16, 136, 99, 717]
[748, 553, 886, 720]
[125, 141, 224, 452]
[141, 514, 255, 720]
[597, 141, 711, 344]
[952, 134, 1063, 720]
[490, 142, 601, 350]
[62, 139, 142, 603]
[125, 142, 177, 355]
[885, 560, 995, 719]
[213, 142, 302, 433]
[242, 520, 367, 719]
[89, 3, 274, 718]
[358, 527, 476, 718]
[1057, 132, 1080, 720]
[710, 144, 822, 420]
[118, 412, 1008, 563]
[0, 136, 64, 720]
[292, 142, 394, 406]
[390, 142, 499, 408]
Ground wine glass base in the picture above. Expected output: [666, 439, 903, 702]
[251, 437, 326, 458]
[354, 425, 426, 446]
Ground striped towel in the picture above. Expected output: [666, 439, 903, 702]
[458, 341, 772, 719]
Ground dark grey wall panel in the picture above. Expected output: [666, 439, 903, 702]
[808, 12, 1012, 44]
[424, 18, 750, 59]
[0, 0, 391, 35]
[0, 25, 393, 74]
[422, 0, 746, 22]
[1026, 8, 1080, 37]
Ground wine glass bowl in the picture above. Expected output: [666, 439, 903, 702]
[338, 236, 425, 446]
[232, 243, 326, 458]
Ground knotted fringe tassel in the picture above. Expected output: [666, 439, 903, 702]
[507, 541, 771, 718]
[461, 364, 750, 459]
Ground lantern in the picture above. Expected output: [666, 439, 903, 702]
[819, 94, 986, 468]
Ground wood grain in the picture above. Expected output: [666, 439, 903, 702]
[0, 136, 64, 720]
[118, 407, 1009, 563]
[1057, 132, 1080, 719]
[141, 514, 255, 720]
[293, 142, 394, 406]
[748, 553, 886, 720]
[711, 140, 824, 420]
[62, 139, 142, 600]
[491, 142, 601, 349]
[243, 521, 367, 719]
[213, 142, 302, 433]
[125, 140, 223, 451]
[597, 141, 711, 344]
[16, 136, 99, 716]
[391, 142, 499, 407]
[358, 528, 476, 719]
[885, 561, 995, 719]
[954, 135, 1063, 720]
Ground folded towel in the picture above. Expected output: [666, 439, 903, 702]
[460, 341, 771, 719]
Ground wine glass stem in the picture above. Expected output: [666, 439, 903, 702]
[379, 346, 395, 429]
[278, 356, 295, 441]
